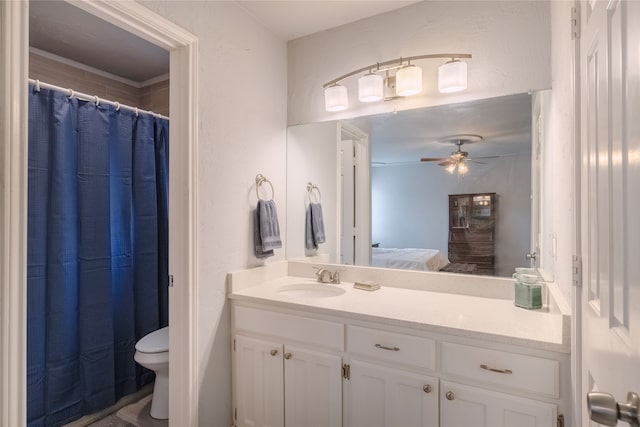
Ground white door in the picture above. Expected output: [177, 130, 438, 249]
[283, 345, 342, 427]
[341, 139, 356, 265]
[440, 381, 556, 427]
[346, 359, 438, 427]
[234, 336, 284, 427]
[579, 0, 640, 425]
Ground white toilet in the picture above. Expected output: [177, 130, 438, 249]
[134, 326, 169, 420]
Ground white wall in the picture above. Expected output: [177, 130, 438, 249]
[372, 154, 532, 277]
[139, 2, 287, 425]
[286, 122, 339, 262]
[288, 1, 551, 125]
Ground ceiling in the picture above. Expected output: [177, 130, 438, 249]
[348, 93, 533, 165]
[30, 1, 170, 83]
[29, 0, 417, 83]
[237, 1, 419, 41]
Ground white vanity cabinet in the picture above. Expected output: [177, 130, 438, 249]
[231, 302, 568, 427]
[440, 381, 556, 427]
[233, 305, 344, 427]
[346, 359, 439, 427]
[345, 325, 439, 427]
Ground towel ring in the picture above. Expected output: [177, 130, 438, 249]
[256, 174, 274, 201]
[307, 182, 321, 203]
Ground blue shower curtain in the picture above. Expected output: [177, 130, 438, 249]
[27, 85, 169, 427]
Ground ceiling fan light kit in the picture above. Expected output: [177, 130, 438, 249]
[420, 134, 496, 176]
[323, 53, 471, 112]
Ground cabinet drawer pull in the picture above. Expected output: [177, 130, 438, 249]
[375, 343, 400, 352]
[480, 364, 513, 374]
[270, 349, 278, 356]
[423, 384, 432, 394]
[284, 352, 292, 360]
[445, 391, 455, 400]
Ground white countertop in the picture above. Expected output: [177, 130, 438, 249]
[229, 274, 570, 353]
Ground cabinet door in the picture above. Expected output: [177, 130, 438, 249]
[347, 359, 438, 427]
[234, 336, 284, 427]
[283, 345, 342, 427]
[440, 381, 556, 427]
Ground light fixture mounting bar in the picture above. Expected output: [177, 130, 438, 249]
[323, 53, 471, 88]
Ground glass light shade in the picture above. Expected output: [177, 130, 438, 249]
[439, 60, 467, 93]
[395, 65, 423, 96]
[457, 161, 469, 174]
[324, 84, 348, 112]
[358, 73, 384, 102]
[446, 163, 456, 174]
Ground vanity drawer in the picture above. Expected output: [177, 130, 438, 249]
[234, 305, 344, 351]
[347, 325, 436, 370]
[441, 342, 559, 398]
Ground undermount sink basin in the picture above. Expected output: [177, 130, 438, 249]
[277, 283, 346, 298]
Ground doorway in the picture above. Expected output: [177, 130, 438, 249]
[0, 1, 198, 425]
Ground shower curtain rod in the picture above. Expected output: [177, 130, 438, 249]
[28, 78, 169, 120]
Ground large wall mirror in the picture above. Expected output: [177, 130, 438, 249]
[287, 92, 545, 279]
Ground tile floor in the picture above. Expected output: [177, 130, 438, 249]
[88, 395, 168, 427]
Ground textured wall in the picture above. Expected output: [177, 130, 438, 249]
[139, 2, 287, 425]
[286, 122, 339, 262]
[287, 1, 551, 125]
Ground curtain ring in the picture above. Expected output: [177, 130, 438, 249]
[134, 107, 139, 117]
[114, 102, 121, 111]
[94, 95, 100, 106]
[35, 79, 41, 92]
[68, 89, 75, 99]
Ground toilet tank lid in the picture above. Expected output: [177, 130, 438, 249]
[136, 326, 169, 353]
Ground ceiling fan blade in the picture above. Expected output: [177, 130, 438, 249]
[437, 160, 455, 166]
[471, 155, 501, 159]
[467, 160, 487, 165]
[420, 157, 448, 162]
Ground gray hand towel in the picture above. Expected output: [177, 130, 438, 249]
[258, 199, 282, 252]
[305, 206, 317, 250]
[254, 209, 274, 259]
[305, 202, 326, 250]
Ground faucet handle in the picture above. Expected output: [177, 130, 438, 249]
[312, 266, 331, 283]
[330, 269, 346, 284]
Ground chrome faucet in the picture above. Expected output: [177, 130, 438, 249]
[313, 266, 344, 284]
[313, 267, 333, 283]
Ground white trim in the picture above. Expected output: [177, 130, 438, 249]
[0, 1, 28, 426]
[1, 1, 200, 425]
[140, 73, 170, 88]
[571, 1, 582, 426]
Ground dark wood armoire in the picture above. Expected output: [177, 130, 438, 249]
[446, 193, 496, 275]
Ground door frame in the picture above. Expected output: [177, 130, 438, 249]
[339, 122, 371, 266]
[0, 1, 200, 425]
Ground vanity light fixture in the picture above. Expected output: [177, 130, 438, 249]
[439, 59, 468, 93]
[324, 84, 349, 112]
[395, 63, 423, 96]
[323, 53, 471, 112]
[358, 72, 384, 102]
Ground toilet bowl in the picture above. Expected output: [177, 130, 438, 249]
[134, 326, 169, 420]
